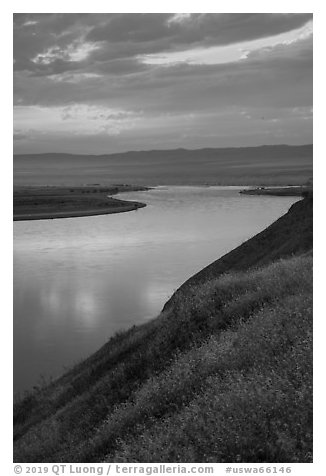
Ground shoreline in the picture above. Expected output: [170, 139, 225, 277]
[13, 184, 148, 221]
[239, 185, 311, 197]
[13, 201, 146, 221]
[13, 183, 307, 221]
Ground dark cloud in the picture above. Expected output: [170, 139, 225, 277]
[93, 57, 149, 75]
[87, 13, 312, 46]
[87, 14, 173, 43]
[13, 13, 312, 77]
[13, 13, 103, 74]
[14, 35, 312, 114]
[13, 13, 313, 153]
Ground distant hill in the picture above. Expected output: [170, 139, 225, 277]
[14, 144, 313, 186]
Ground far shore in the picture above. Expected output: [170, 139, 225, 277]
[13, 184, 149, 222]
[239, 185, 311, 197]
[13, 183, 312, 221]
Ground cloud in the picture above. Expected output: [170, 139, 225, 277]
[87, 13, 312, 47]
[87, 14, 173, 43]
[13, 13, 313, 153]
[13, 132, 28, 141]
[40, 37, 312, 110]
[13, 13, 312, 77]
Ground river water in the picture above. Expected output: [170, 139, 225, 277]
[13, 186, 298, 393]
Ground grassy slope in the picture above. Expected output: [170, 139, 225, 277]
[165, 195, 312, 309]
[13, 197, 313, 463]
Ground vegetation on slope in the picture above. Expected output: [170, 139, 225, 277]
[165, 195, 312, 307]
[14, 197, 313, 463]
[112, 268, 312, 463]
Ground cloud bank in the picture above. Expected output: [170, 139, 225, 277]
[13, 13, 313, 154]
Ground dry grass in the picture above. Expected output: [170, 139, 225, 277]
[14, 254, 312, 463]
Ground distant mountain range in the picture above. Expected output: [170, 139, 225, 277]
[14, 144, 313, 186]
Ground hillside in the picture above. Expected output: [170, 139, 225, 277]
[14, 144, 313, 186]
[13, 196, 313, 463]
[164, 194, 312, 310]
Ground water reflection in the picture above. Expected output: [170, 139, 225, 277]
[14, 186, 298, 393]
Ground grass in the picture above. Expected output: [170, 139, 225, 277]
[112, 291, 312, 463]
[165, 195, 312, 304]
[14, 252, 312, 463]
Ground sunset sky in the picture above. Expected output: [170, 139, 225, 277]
[13, 13, 313, 154]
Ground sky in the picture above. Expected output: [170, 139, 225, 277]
[13, 13, 313, 154]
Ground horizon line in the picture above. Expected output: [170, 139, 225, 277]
[13, 143, 313, 157]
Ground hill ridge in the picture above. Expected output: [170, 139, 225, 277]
[14, 143, 313, 159]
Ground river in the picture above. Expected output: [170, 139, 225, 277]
[13, 186, 298, 393]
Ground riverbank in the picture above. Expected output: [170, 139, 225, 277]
[239, 185, 312, 196]
[13, 184, 148, 221]
[14, 194, 312, 463]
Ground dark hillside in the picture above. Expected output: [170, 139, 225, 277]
[164, 195, 312, 310]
